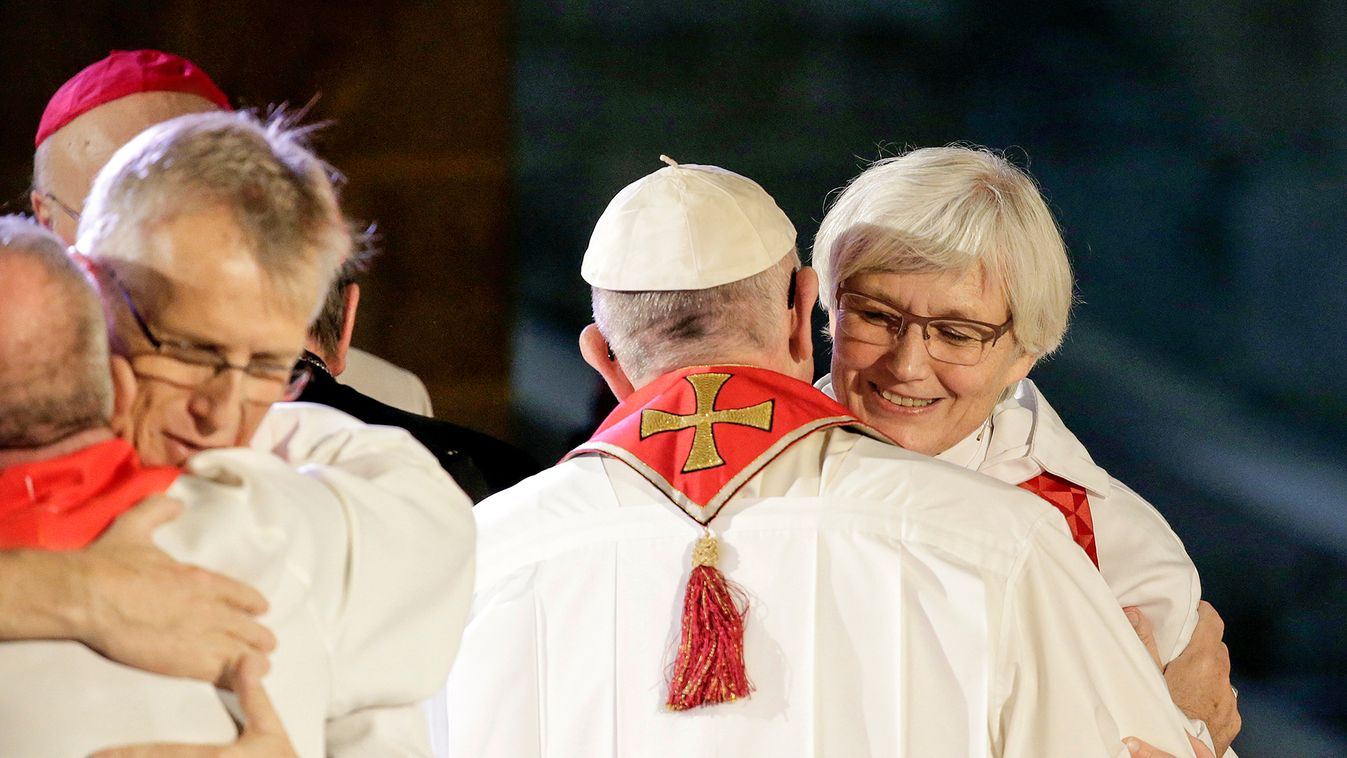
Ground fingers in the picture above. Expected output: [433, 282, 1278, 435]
[206, 629, 273, 689]
[1122, 737, 1175, 758]
[224, 614, 277, 656]
[213, 572, 270, 617]
[98, 496, 185, 544]
[1191, 601, 1225, 643]
[1124, 606, 1163, 671]
[180, 562, 268, 617]
[233, 653, 286, 736]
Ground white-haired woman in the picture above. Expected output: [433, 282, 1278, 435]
[814, 146, 1239, 756]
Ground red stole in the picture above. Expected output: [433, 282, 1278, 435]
[1019, 471, 1099, 568]
[567, 365, 878, 524]
[0, 439, 180, 551]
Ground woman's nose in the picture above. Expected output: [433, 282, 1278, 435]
[888, 322, 932, 381]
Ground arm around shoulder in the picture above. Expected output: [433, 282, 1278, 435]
[994, 515, 1203, 758]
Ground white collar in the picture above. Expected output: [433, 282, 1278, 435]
[814, 374, 1110, 494]
[979, 379, 1111, 495]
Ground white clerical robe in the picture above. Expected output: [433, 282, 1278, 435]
[442, 426, 1202, 757]
[817, 375, 1203, 668]
[0, 405, 473, 758]
[341, 347, 435, 416]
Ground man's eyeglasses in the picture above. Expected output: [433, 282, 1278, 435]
[106, 270, 309, 402]
[41, 192, 81, 225]
[834, 286, 1014, 367]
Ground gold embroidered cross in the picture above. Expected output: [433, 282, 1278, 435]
[640, 372, 774, 473]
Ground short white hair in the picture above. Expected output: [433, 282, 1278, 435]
[813, 146, 1073, 357]
[78, 110, 349, 321]
[592, 251, 800, 382]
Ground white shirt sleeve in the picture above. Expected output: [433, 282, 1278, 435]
[1093, 479, 1203, 666]
[252, 403, 474, 753]
[994, 516, 1206, 758]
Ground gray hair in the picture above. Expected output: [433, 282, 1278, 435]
[78, 110, 350, 321]
[592, 251, 801, 382]
[0, 216, 112, 447]
[813, 146, 1073, 357]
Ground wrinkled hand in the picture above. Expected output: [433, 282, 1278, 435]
[1123, 734, 1215, 758]
[1124, 602, 1240, 756]
[1163, 602, 1240, 755]
[77, 495, 276, 686]
[90, 654, 297, 758]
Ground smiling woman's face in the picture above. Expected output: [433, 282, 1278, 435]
[828, 269, 1036, 456]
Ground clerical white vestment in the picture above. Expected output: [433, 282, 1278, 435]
[817, 375, 1203, 668]
[442, 370, 1200, 757]
[0, 405, 473, 758]
[341, 347, 434, 416]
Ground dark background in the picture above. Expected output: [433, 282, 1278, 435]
[3, 2, 1344, 754]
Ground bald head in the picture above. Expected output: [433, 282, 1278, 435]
[32, 91, 222, 244]
[0, 217, 112, 448]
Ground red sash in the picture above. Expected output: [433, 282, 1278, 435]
[566, 366, 878, 523]
[0, 439, 180, 551]
[1019, 471, 1099, 568]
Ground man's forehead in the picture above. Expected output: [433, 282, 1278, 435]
[101, 205, 320, 320]
[98, 204, 251, 280]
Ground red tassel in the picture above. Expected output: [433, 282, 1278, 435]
[666, 533, 752, 711]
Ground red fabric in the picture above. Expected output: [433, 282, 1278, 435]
[568, 366, 866, 520]
[36, 50, 231, 147]
[570, 366, 859, 712]
[666, 563, 752, 710]
[1019, 471, 1099, 569]
[0, 439, 179, 551]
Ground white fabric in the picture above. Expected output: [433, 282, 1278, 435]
[442, 422, 1201, 757]
[0, 403, 473, 758]
[581, 157, 795, 290]
[340, 347, 435, 416]
[252, 402, 473, 757]
[817, 374, 1204, 667]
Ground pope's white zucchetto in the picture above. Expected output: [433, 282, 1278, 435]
[581, 156, 796, 292]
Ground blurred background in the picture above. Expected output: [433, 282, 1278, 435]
[1, 1, 1343, 754]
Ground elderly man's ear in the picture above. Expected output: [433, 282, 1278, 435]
[329, 282, 359, 376]
[304, 283, 360, 376]
[579, 324, 634, 401]
[786, 267, 819, 379]
[30, 190, 53, 230]
[108, 356, 138, 438]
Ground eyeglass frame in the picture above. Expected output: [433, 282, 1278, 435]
[40, 191, 82, 225]
[833, 285, 1015, 366]
[103, 266, 310, 402]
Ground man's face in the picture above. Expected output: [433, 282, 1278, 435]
[107, 205, 315, 467]
[35, 92, 221, 245]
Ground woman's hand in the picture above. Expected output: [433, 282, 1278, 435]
[1125, 602, 1240, 755]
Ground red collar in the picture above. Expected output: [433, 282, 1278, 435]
[0, 439, 180, 550]
[566, 366, 881, 524]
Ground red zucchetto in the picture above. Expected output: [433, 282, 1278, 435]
[35, 49, 231, 148]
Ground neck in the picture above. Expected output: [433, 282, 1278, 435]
[637, 351, 805, 391]
[0, 428, 117, 469]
